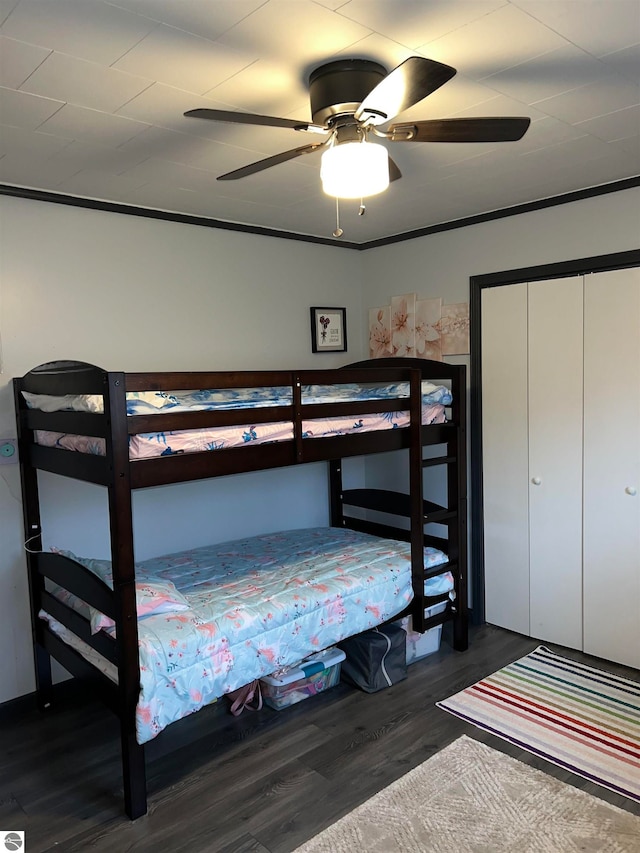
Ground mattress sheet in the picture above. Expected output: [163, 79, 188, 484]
[41, 527, 452, 743]
[23, 379, 453, 415]
[34, 403, 446, 459]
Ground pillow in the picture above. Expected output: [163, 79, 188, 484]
[51, 549, 191, 633]
[53, 550, 113, 584]
[22, 391, 104, 413]
[90, 578, 192, 634]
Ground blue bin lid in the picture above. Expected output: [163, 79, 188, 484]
[261, 646, 345, 687]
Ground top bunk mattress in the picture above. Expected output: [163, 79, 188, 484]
[22, 379, 452, 415]
[24, 380, 452, 459]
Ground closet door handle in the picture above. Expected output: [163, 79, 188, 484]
[625, 486, 637, 496]
[531, 477, 542, 486]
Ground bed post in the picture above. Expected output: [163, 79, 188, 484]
[13, 379, 53, 711]
[329, 460, 344, 527]
[409, 368, 426, 630]
[450, 365, 468, 651]
[104, 372, 147, 820]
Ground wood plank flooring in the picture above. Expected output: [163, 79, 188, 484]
[1, 624, 638, 852]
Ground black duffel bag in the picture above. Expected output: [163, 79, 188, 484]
[338, 624, 407, 693]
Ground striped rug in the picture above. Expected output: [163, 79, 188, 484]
[437, 645, 640, 803]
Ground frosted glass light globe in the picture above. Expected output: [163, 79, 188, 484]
[321, 141, 390, 199]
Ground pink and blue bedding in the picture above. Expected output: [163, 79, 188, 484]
[23, 379, 452, 414]
[24, 380, 452, 459]
[41, 527, 452, 744]
[34, 403, 446, 458]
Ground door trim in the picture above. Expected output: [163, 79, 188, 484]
[469, 248, 640, 625]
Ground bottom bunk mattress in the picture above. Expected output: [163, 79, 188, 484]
[40, 527, 452, 743]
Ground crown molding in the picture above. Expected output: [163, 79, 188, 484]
[2, 176, 639, 250]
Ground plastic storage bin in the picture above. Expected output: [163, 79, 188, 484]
[396, 601, 448, 664]
[260, 647, 346, 710]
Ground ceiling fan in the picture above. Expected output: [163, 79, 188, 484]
[184, 56, 530, 233]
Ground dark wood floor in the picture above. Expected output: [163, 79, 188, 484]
[1, 624, 638, 853]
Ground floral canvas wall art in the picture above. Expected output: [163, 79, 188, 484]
[440, 302, 470, 355]
[391, 293, 416, 357]
[416, 298, 443, 361]
[369, 306, 392, 358]
[369, 293, 469, 361]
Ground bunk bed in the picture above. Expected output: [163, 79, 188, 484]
[13, 357, 468, 820]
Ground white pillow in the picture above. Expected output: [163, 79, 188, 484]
[22, 391, 104, 413]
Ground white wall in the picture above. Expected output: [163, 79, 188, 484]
[360, 186, 640, 605]
[2, 186, 638, 703]
[361, 188, 640, 317]
[0, 196, 364, 703]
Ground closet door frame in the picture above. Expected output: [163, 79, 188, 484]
[469, 248, 640, 625]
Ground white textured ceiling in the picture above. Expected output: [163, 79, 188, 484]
[0, 0, 638, 245]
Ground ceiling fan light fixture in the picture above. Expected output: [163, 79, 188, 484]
[320, 140, 389, 199]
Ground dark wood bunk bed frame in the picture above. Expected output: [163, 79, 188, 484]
[13, 356, 467, 820]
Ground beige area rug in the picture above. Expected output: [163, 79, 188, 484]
[293, 735, 640, 853]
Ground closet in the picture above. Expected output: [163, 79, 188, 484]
[481, 266, 639, 669]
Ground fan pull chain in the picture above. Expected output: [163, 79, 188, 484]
[333, 197, 343, 238]
[358, 198, 366, 216]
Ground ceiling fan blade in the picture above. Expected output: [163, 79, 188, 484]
[355, 57, 456, 126]
[217, 142, 326, 181]
[389, 117, 531, 143]
[184, 108, 326, 133]
[388, 156, 402, 182]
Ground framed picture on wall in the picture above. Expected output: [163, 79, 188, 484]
[310, 307, 347, 353]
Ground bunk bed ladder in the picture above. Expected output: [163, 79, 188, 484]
[329, 368, 428, 628]
[330, 362, 468, 650]
[105, 372, 147, 820]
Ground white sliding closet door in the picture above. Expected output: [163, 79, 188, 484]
[527, 277, 584, 648]
[583, 268, 640, 668]
[482, 283, 529, 634]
